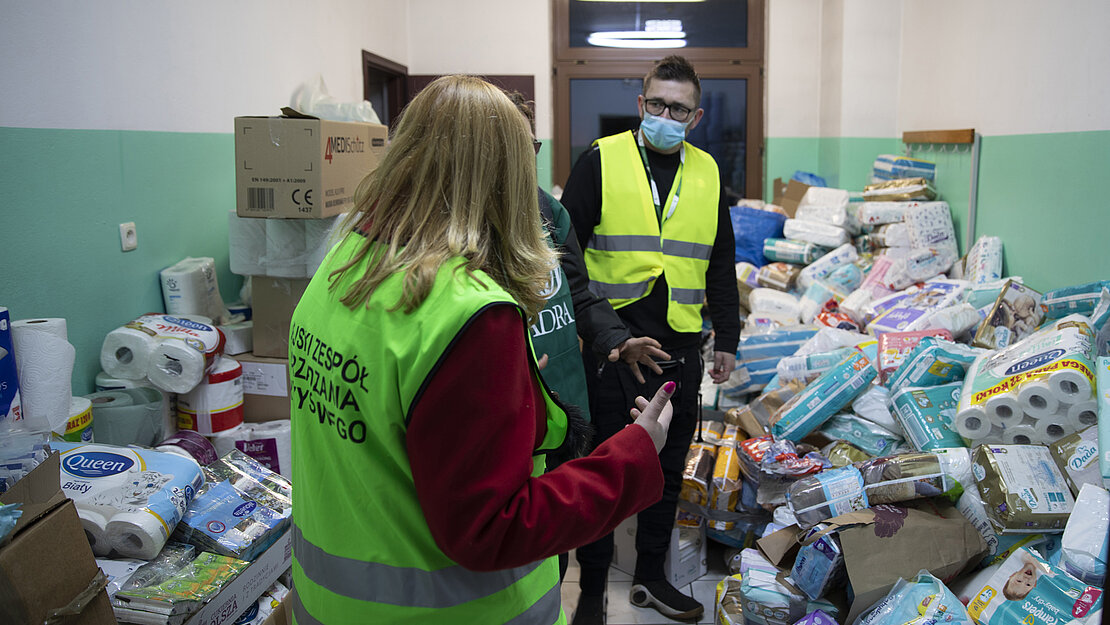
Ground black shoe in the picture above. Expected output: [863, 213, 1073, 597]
[629, 579, 704, 621]
[571, 591, 606, 625]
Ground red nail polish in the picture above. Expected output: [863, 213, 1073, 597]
[663, 381, 676, 393]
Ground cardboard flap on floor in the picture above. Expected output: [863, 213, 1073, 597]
[0, 452, 66, 538]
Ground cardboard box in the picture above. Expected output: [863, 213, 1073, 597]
[612, 515, 707, 589]
[235, 109, 387, 219]
[184, 530, 292, 625]
[772, 178, 810, 219]
[236, 352, 291, 422]
[0, 453, 116, 625]
[251, 277, 310, 359]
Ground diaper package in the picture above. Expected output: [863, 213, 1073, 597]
[792, 524, 847, 600]
[891, 383, 966, 451]
[787, 465, 869, 530]
[1048, 425, 1102, 495]
[798, 243, 859, 291]
[972, 279, 1045, 350]
[1098, 357, 1110, 487]
[965, 547, 1102, 625]
[850, 383, 903, 435]
[856, 451, 958, 505]
[749, 288, 802, 322]
[856, 571, 973, 625]
[867, 278, 968, 335]
[1042, 279, 1110, 319]
[875, 328, 954, 384]
[738, 326, 820, 362]
[872, 154, 936, 182]
[886, 336, 982, 394]
[738, 568, 838, 625]
[763, 238, 828, 265]
[777, 347, 854, 385]
[964, 235, 1004, 285]
[757, 262, 803, 292]
[1059, 483, 1108, 586]
[972, 444, 1075, 533]
[817, 413, 903, 457]
[771, 347, 877, 442]
[856, 202, 911, 226]
[783, 218, 851, 249]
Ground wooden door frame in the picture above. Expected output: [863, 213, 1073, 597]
[362, 50, 408, 128]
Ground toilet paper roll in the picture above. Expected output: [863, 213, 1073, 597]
[228, 211, 268, 277]
[156, 429, 218, 466]
[177, 356, 243, 435]
[1032, 418, 1070, 445]
[12, 318, 75, 433]
[209, 424, 249, 458]
[88, 387, 164, 447]
[147, 337, 209, 394]
[955, 406, 992, 440]
[99, 325, 158, 380]
[107, 511, 168, 560]
[265, 219, 309, 278]
[1048, 368, 1093, 403]
[1066, 400, 1099, 431]
[1017, 380, 1061, 419]
[78, 507, 113, 556]
[160, 257, 231, 324]
[54, 396, 94, 443]
[984, 394, 1023, 427]
[1003, 424, 1039, 446]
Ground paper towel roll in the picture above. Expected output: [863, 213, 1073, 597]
[1049, 368, 1093, 403]
[156, 430, 218, 466]
[207, 420, 292, 478]
[956, 406, 993, 440]
[147, 338, 209, 394]
[265, 219, 309, 278]
[99, 325, 158, 380]
[984, 394, 1023, 427]
[177, 356, 243, 434]
[1004, 424, 1039, 445]
[107, 511, 168, 560]
[1066, 400, 1099, 431]
[1032, 418, 1070, 445]
[160, 257, 231, 324]
[94, 373, 175, 443]
[78, 507, 113, 556]
[88, 387, 164, 447]
[1018, 380, 1061, 419]
[54, 396, 94, 442]
[12, 318, 75, 433]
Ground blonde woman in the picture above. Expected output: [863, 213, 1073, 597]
[287, 74, 675, 625]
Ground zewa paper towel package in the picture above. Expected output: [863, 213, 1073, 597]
[52, 441, 204, 559]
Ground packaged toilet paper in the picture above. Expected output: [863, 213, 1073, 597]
[53, 441, 204, 559]
[176, 355, 243, 435]
[101, 314, 225, 393]
[965, 547, 1102, 625]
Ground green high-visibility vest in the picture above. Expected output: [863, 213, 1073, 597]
[288, 233, 569, 625]
[584, 131, 720, 333]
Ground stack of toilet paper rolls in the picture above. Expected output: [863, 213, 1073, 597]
[100, 314, 225, 394]
[955, 314, 1097, 446]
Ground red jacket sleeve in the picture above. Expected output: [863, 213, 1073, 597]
[407, 304, 664, 572]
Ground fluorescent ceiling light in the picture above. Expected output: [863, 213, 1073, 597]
[589, 30, 686, 39]
[579, 0, 704, 3]
[587, 33, 688, 48]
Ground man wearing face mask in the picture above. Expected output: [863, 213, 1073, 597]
[560, 55, 740, 624]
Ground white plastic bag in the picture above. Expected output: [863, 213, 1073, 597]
[290, 75, 381, 124]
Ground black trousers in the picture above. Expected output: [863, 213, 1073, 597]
[573, 344, 702, 593]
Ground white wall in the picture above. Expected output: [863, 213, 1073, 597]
[406, 0, 553, 137]
[766, 0, 1110, 139]
[0, 0, 408, 132]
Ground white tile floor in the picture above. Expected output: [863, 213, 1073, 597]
[560, 541, 732, 625]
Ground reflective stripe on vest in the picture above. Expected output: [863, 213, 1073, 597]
[585, 131, 720, 333]
[289, 234, 568, 624]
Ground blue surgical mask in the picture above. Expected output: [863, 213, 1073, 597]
[640, 113, 688, 151]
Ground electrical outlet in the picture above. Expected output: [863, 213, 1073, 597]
[119, 222, 138, 251]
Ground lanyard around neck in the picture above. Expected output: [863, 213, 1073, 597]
[636, 130, 684, 224]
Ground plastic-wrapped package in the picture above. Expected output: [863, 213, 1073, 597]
[856, 451, 957, 505]
[818, 413, 903, 457]
[1089, 287, 1110, 357]
[787, 465, 868, 530]
[1041, 279, 1110, 319]
[890, 383, 966, 451]
[762, 238, 828, 265]
[964, 235, 1004, 285]
[0, 431, 51, 494]
[849, 383, 902, 435]
[680, 442, 717, 506]
[866, 278, 968, 334]
[171, 450, 292, 561]
[710, 425, 744, 519]
[886, 336, 982, 393]
[821, 441, 872, 467]
[792, 524, 847, 600]
[875, 328, 954, 385]
[739, 568, 839, 625]
[738, 326, 818, 362]
[797, 186, 849, 217]
[917, 302, 981, 338]
[777, 347, 854, 384]
[825, 263, 864, 294]
[749, 288, 802, 322]
[798, 281, 848, 324]
[233, 580, 290, 625]
[862, 177, 937, 202]
[771, 347, 877, 442]
[972, 279, 1045, 350]
[965, 547, 1102, 625]
[756, 261, 803, 291]
[1060, 483, 1108, 585]
[112, 543, 197, 599]
[856, 571, 973, 625]
[798, 243, 859, 292]
[856, 202, 910, 226]
[872, 154, 936, 182]
[972, 444, 1075, 533]
[113, 551, 251, 620]
[783, 218, 850, 249]
[1048, 425, 1101, 495]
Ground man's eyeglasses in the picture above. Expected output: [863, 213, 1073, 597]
[643, 98, 693, 123]
[533, 140, 542, 155]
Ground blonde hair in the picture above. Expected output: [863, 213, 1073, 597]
[332, 75, 556, 320]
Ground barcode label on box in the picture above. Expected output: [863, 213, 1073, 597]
[248, 187, 275, 211]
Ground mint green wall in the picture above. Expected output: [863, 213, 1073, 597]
[765, 131, 1110, 293]
[0, 127, 242, 396]
[974, 131, 1110, 292]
